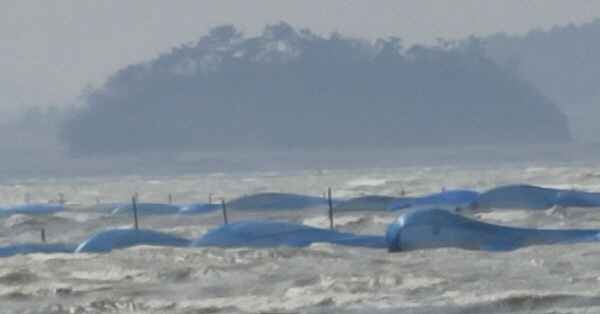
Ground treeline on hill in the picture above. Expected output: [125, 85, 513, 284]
[59, 22, 571, 156]
[482, 19, 600, 143]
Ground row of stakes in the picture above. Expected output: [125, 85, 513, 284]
[29, 187, 409, 207]
[130, 187, 336, 230]
[35, 188, 337, 244]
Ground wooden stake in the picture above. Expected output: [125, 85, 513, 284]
[168, 193, 173, 204]
[132, 196, 139, 229]
[221, 199, 228, 225]
[327, 187, 334, 230]
[41, 228, 46, 243]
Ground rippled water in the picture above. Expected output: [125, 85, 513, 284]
[3, 164, 600, 206]
[1, 164, 600, 313]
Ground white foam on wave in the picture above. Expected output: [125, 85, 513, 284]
[345, 178, 387, 187]
[1, 165, 600, 312]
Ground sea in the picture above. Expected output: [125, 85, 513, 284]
[2, 160, 600, 313]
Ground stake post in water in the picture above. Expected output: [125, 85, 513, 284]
[221, 199, 228, 225]
[41, 228, 46, 243]
[328, 187, 334, 230]
[132, 196, 139, 229]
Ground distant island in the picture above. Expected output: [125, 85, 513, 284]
[59, 23, 572, 156]
[482, 18, 600, 143]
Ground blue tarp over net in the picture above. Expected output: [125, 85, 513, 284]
[474, 184, 563, 209]
[0, 204, 67, 215]
[111, 203, 181, 215]
[190, 221, 387, 248]
[226, 193, 330, 211]
[555, 190, 600, 208]
[387, 208, 600, 252]
[177, 203, 221, 214]
[0, 243, 77, 257]
[75, 229, 190, 253]
[387, 189, 479, 211]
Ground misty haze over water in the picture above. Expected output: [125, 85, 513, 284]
[4, 11, 600, 314]
[2, 21, 600, 178]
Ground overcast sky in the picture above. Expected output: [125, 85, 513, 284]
[2, 0, 600, 114]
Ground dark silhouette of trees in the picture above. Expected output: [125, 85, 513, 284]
[60, 22, 571, 156]
[482, 19, 600, 142]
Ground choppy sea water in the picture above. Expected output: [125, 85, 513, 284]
[5, 164, 600, 206]
[2, 164, 600, 313]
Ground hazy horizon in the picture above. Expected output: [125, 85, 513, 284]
[2, 2, 600, 178]
[3, 1, 600, 114]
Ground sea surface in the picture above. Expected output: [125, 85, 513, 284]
[2, 163, 600, 313]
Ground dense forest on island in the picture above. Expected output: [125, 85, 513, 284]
[482, 18, 600, 142]
[59, 23, 571, 156]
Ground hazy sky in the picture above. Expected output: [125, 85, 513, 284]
[2, 1, 600, 114]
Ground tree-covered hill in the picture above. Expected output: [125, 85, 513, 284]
[482, 19, 600, 143]
[60, 23, 572, 156]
